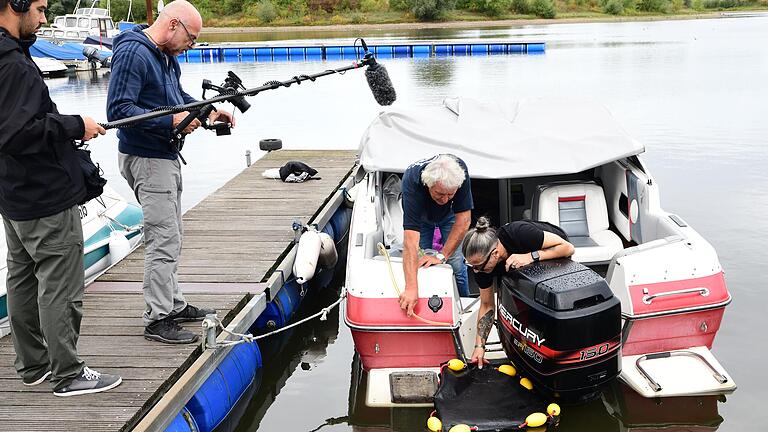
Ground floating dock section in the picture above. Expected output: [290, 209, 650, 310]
[0, 150, 358, 431]
[181, 40, 545, 63]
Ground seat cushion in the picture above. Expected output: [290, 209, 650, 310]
[535, 182, 624, 264]
[571, 229, 625, 264]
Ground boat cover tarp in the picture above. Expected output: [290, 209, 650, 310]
[83, 35, 114, 49]
[30, 39, 87, 59]
[434, 365, 556, 431]
[359, 97, 645, 179]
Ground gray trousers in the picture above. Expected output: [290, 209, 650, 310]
[119, 153, 187, 326]
[3, 206, 85, 390]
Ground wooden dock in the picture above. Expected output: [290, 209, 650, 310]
[0, 150, 357, 431]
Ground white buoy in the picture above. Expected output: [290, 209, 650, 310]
[293, 229, 322, 284]
[317, 232, 338, 269]
[108, 230, 131, 265]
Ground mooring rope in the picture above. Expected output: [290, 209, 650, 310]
[203, 288, 347, 348]
[377, 242, 453, 326]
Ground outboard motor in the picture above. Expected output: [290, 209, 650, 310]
[82, 46, 112, 68]
[497, 259, 621, 402]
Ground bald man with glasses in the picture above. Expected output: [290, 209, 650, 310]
[107, 0, 235, 344]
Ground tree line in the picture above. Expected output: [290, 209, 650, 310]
[43, 0, 767, 27]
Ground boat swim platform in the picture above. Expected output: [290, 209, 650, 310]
[0, 149, 358, 431]
[182, 39, 545, 63]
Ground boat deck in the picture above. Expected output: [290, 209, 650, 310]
[0, 149, 357, 431]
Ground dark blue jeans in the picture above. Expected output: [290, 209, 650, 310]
[419, 213, 469, 296]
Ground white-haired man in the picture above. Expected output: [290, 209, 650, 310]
[399, 154, 472, 316]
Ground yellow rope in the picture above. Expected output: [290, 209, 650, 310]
[377, 242, 452, 326]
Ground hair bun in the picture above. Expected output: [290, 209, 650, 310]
[475, 216, 490, 232]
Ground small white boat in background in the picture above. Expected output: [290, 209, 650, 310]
[344, 97, 736, 409]
[0, 186, 143, 338]
[36, 0, 120, 43]
[32, 57, 69, 78]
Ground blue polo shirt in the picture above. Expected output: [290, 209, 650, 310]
[402, 155, 473, 231]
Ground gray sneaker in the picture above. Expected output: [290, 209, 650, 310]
[22, 369, 51, 386]
[53, 366, 122, 397]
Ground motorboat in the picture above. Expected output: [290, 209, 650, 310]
[343, 97, 736, 409]
[32, 56, 69, 77]
[0, 185, 143, 338]
[31, 38, 112, 72]
[36, 0, 120, 44]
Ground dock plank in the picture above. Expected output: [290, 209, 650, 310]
[0, 150, 357, 431]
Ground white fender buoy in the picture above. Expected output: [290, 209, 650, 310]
[317, 232, 338, 269]
[108, 230, 131, 265]
[293, 229, 322, 284]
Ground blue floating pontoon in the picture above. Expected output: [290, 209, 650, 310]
[181, 41, 545, 63]
[184, 342, 263, 432]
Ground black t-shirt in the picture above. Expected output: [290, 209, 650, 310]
[473, 221, 568, 289]
[402, 155, 473, 231]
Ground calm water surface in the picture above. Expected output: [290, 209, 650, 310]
[48, 16, 767, 431]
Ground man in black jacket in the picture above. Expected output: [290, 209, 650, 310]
[0, 0, 121, 396]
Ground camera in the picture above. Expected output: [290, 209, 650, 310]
[202, 71, 251, 114]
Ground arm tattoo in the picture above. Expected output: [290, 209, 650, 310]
[477, 309, 495, 343]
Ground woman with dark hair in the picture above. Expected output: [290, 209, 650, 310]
[461, 216, 575, 367]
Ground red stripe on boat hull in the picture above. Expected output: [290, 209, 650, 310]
[351, 330, 457, 370]
[623, 308, 725, 356]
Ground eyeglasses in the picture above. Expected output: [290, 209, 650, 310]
[465, 247, 496, 271]
[175, 18, 197, 47]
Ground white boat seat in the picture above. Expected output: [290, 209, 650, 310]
[533, 181, 624, 265]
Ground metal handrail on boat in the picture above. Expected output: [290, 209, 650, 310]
[641, 287, 710, 305]
[635, 350, 729, 392]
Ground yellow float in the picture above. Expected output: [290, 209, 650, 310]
[547, 403, 561, 416]
[525, 412, 548, 428]
[447, 359, 466, 371]
[497, 364, 517, 376]
[426, 416, 442, 432]
[519, 377, 533, 390]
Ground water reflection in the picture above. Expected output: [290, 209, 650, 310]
[409, 57, 455, 87]
[232, 285, 343, 432]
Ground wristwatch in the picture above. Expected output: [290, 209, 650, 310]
[436, 253, 446, 264]
[531, 251, 540, 262]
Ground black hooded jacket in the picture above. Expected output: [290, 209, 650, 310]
[0, 28, 86, 221]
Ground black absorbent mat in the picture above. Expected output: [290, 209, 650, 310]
[434, 365, 555, 431]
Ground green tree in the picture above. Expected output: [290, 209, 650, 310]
[511, 0, 529, 13]
[410, 0, 456, 20]
[530, 0, 556, 17]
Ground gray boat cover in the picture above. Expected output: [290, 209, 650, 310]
[358, 97, 645, 179]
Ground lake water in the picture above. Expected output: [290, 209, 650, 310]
[47, 15, 768, 431]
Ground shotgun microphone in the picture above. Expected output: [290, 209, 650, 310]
[361, 39, 397, 106]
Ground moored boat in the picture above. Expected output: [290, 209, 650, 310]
[36, 0, 120, 44]
[344, 97, 736, 408]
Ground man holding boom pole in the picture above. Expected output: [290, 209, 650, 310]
[107, 0, 234, 344]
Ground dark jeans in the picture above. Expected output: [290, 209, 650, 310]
[418, 213, 470, 296]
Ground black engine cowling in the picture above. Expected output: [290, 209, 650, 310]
[497, 259, 621, 402]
